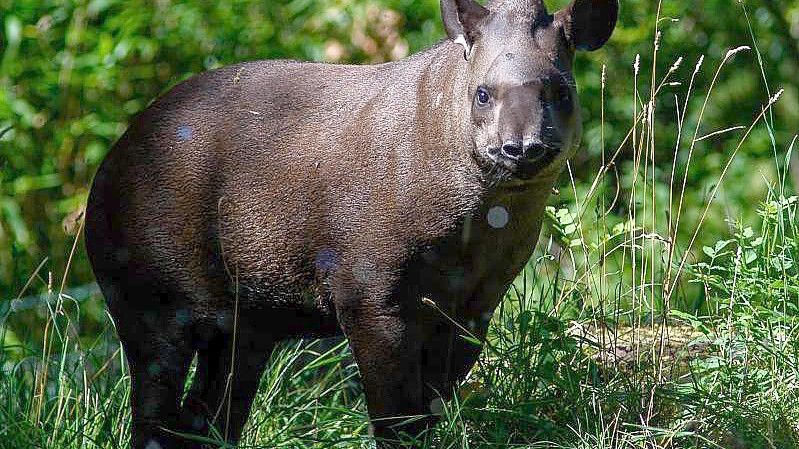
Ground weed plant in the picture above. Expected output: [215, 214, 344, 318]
[1, 2, 797, 448]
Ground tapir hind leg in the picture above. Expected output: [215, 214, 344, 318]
[179, 325, 274, 447]
[114, 303, 195, 449]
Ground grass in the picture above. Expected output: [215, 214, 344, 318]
[1, 4, 798, 449]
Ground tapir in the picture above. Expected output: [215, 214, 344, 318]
[85, 0, 618, 447]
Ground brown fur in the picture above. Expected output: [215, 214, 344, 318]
[85, 0, 617, 447]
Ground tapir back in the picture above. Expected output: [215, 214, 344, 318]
[85, 49, 479, 327]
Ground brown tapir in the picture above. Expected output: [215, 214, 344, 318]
[85, 0, 617, 447]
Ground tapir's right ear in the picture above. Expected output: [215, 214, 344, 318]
[441, 0, 489, 60]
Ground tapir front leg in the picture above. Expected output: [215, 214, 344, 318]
[419, 296, 494, 417]
[334, 282, 432, 447]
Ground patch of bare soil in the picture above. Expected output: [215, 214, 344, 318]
[567, 322, 714, 370]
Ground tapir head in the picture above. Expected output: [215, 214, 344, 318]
[442, 0, 618, 181]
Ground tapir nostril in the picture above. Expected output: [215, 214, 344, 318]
[500, 142, 524, 159]
[524, 143, 544, 156]
[523, 142, 556, 159]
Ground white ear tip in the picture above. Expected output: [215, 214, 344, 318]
[454, 34, 472, 60]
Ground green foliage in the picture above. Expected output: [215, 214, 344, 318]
[692, 195, 798, 311]
[1, 0, 799, 448]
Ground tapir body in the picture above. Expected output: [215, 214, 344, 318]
[85, 0, 617, 447]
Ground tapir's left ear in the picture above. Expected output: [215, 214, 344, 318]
[555, 0, 619, 52]
[441, 0, 489, 59]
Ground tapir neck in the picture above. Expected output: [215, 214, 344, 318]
[363, 41, 559, 255]
[373, 42, 561, 302]
[414, 42, 477, 167]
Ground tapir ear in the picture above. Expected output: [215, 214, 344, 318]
[441, 0, 489, 59]
[555, 0, 619, 52]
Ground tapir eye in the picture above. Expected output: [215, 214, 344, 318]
[475, 87, 491, 106]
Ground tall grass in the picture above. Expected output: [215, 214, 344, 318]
[1, 3, 797, 448]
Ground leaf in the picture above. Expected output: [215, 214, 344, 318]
[669, 310, 707, 333]
[669, 310, 699, 322]
[11, 174, 62, 194]
[460, 335, 483, 348]
[0, 197, 29, 245]
[517, 310, 533, 326]
[714, 239, 734, 252]
[4, 16, 22, 48]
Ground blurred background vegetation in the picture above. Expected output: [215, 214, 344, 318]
[0, 0, 798, 446]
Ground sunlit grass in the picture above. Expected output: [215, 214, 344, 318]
[1, 2, 798, 449]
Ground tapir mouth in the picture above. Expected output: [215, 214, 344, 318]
[484, 144, 561, 181]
